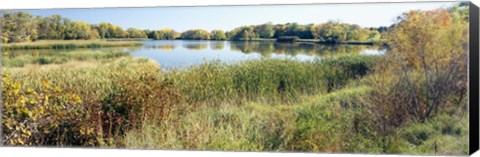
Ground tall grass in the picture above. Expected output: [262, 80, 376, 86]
[3, 54, 467, 154]
[4, 55, 376, 146]
[168, 55, 377, 106]
[2, 50, 130, 67]
[1, 40, 142, 50]
[123, 86, 378, 152]
[3, 57, 172, 146]
[124, 82, 468, 154]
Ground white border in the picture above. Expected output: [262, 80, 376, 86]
[0, 0, 477, 157]
[0, 0, 462, 10]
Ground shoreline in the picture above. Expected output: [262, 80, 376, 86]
[1, 40, 143, 50]
[1, 38, 386, 50]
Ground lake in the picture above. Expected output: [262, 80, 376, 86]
[3, 40, 387, 69]
[132, 40, 386, 68]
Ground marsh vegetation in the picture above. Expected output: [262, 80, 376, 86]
[0, 3, 470, 155]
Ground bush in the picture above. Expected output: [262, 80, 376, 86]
[101, 71, 181, 140]
[2, 73, 94, 146]
[276, 36, 300, 42]
[3, 58, 180, 146]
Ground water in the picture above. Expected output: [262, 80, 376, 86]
[130, 40, 386, 69]
[3, 40, 387, 69]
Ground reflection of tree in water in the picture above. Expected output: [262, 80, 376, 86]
[145, 45, 175, 51]
[183, 43, 208, 50]
[210, 41, 225, 50]
[229, 41, 275, 56]
[159, 45, 175, 51]
[315, 45, 374, 56]
[229, 41, 382, 57]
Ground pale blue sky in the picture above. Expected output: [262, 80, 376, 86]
[23, 2, 458, 32]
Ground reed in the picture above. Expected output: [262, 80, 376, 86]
[168, 55, 377, 106]
[2, 50, 130, 67]
[1, 40, 142, 50]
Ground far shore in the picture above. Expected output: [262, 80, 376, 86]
[1, 38, 386, 50]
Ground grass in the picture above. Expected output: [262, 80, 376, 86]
[4, 54, 377, 146]
[1, 40, 142, 50]
[2, 49, 131, 67]
[2, 50, 468, 155]
[167, 55, 377, 106]
[122, 85, 377, 152]
[389, 113, 469, 155]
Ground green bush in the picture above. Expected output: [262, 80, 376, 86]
[277, 36, 300, 42]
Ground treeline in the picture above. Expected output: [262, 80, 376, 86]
[176, 22, 387, 42]
[227, 22, 387, 42]
[1, 11, 387, 43]
[0, 12, 149, 43]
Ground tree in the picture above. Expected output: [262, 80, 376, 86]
[93, 22, 127, 38]
[368, 30, 380, 40]
[273, 24, 287, 38]
[180, 29, 210, 40]
[369, 8, 468, 129]
[255, 22, 275, 38]
[94, 22, 112, 38]
[311, 21, 348, 43]
[1, 12, 38, 43]
[65, 21, 97, 40]
[111, 25, 128, 38]
[37, 14, 69, 40]
[210, 30, 226, 40]
[152, 29, 179, 40]
[127, 28, 147, 38]
[227, 26, 256, 40]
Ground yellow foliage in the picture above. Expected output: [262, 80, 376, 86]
[1, 73, 94, 146]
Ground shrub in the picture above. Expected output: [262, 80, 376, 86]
[276, 36, 300, 42]
[1, 73, 95, 146]
[100, 69, 181, 143]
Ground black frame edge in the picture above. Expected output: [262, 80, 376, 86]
[470, 1, 480, 155]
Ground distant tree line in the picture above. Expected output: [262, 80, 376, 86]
[1, 11, 388, 43]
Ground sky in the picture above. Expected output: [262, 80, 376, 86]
[22, 1, 458, 32]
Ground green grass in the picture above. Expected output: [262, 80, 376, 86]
[386, 113, 469, 155]
[167, 55, 377, 106]
[2, 50, 131, 67]
[1, 40, 142, 50]
[4, 54, 377, 146]
[123, 85, 376, 152]
[123, 82, 468, 154]
[2, 53, 468, 155]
